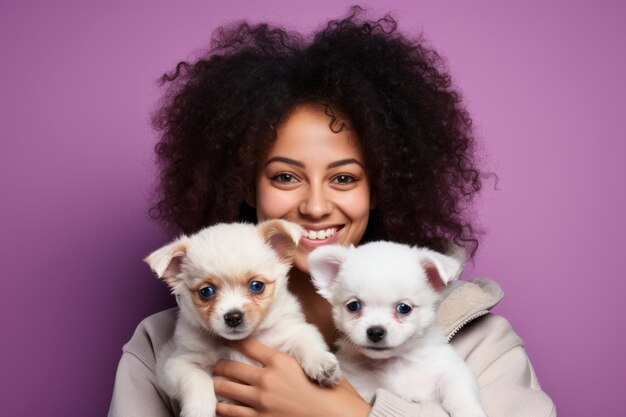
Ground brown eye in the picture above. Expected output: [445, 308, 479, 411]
[332, 174, 357, 184]
[272, 173, 298, 183]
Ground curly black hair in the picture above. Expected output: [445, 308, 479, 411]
[151, 6, 484, 257]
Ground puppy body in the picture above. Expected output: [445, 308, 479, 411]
[309, 241, 486, 417]
[146, 220, 339, 417]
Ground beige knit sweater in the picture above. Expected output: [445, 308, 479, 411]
[108, 279, 556, 417]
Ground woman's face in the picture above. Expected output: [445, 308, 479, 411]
[255, 104, 371, 273]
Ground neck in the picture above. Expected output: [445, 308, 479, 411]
[288, 268, 336, 346]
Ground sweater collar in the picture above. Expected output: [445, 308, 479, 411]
[436, 279, 504, 341]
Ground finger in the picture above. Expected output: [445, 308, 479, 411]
[229, 338, 282, 366]
[213, 359, 261, 385]
[337, 377, 362, 396]
[214, 379, 260, 407]
[217, 401, 257, 417]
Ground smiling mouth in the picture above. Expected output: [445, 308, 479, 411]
[302, 227, 339, 240]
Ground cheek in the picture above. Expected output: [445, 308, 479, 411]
[256, 186, 298, 221]
[243, 285, 276, 326]
[390, 316, 421, 340]
[191, 294, 219, 325]
[338, 310, 361, 333]
[416, 308, 436, 328]
[339, 188, 371, 223]
[337, 190, 371, 246]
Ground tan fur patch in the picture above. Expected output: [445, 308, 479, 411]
[190, 277, 222, 326]
[189, 273, 277, 330]
[243, 275, 276, 328]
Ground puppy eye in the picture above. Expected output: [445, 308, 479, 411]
[249, 280, 265, 294]
[396, 303, 412, 315]
[346, 300, 361, 312]
[198, 286, 215, 300]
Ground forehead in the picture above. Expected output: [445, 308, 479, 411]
[341, 260, 426, 293]
[337, 245, 433, 303]
[182, 225, 280, 280]
[267, 104, 364, 162]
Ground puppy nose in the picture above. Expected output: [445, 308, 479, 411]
[367, 326, 386, 343]
[224, 310, 244, 328]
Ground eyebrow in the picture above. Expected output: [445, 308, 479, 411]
[327, 158, 364, 169]
[264, 156, 364, 169]
[264, 156, 305, 168]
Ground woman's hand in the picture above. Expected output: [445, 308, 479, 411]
[213, 339, 372, 417]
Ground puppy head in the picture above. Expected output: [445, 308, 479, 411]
[145, 220, 303, 340]
[309, 241, 462, 359]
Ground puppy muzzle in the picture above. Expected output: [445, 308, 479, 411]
[366, 326, 386, 343]
[224, 310, 244, 328]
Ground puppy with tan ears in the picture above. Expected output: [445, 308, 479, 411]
[145, 220, 340, 417]
[309, 241, 487, 417]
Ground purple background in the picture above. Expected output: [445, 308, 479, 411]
[1, 1, 624, 416]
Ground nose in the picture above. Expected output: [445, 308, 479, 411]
[366, 326, 386, 343]
[299, 184, 333, 218]
[224, 310, 244, 328]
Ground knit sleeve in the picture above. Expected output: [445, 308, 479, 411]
[369, 389, 449, 417]
[108, 309, 180, 417]
[108, 351, 175, 417]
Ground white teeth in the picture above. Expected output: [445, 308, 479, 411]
[305, 227, 336, 240]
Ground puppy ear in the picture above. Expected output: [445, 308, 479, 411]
[258, 219, 304, 262]
[416, 248, 463, 291]
[308, 245, 350, 300]
[144, 238, 189, 287]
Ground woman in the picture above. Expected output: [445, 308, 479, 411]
[109, 8, 555, 417]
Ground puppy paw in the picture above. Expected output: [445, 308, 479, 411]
[300, 350, 341, 387]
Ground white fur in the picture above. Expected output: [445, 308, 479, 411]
[309, 241, 486, 417]
[146, 220, 340, 417]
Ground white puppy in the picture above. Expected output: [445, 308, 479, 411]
[145, 220, 340, 417]
[309, 241, 486, 417]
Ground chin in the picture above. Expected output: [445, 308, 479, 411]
[219, 329, 251, 340]
[360, 346, 397, 359]
[294, 251, 311, 273]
